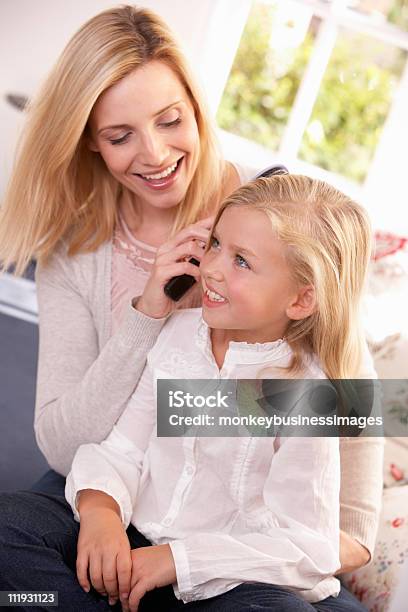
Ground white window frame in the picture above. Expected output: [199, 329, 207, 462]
[217, 0, 408, 233]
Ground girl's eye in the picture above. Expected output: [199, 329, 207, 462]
[235, 254, 250, 269]
[110, 132, 131, 145]
[210, 236, 220, 249]
[159, 117, 182, 128]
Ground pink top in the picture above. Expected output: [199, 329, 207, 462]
[111, 214, 202, 333]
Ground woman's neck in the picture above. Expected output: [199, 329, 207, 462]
[120, 191, 177, 247]
[118, 161, 241, 247]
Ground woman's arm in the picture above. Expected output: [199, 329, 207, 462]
[34, 217, 212, 475]
[34, 246, 165, 476]
[339, 436, 384, 564]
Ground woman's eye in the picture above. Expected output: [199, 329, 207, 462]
[210, 236, 220, 249]
[235, 254, 250, 269]
[160, 117, 182, 128]
[109, 133, 131, 145]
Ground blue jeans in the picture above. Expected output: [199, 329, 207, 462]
[0, 470, 367, 611]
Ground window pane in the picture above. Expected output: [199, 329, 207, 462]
[299, 29, 406, 182]
[346, 0, 408, 30]
[217, 0, 318, 152]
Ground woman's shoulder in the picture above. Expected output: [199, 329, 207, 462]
[36, 238, 111, 292]
[228, 161, 258, 185]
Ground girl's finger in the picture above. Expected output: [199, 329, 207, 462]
[76, 550, 91, 593]
[102, 552, 119, 600]
[89, 553, 105, 594]
[128, 578, 148, 612]
[117, 551, 132, 605]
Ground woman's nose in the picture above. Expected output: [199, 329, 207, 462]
[137, 129, 168, 167]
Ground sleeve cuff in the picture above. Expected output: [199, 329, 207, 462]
[340, 507, 380, 560]
[65, 476, 133, 528]
[118, 298, 168, 349]
[169, 540, 204, 603]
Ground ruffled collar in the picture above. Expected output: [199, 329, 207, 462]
[195, 316, 292, 367]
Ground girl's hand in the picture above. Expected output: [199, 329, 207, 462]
[125, 544, 176, 612]
[335, 530, 370, 575]
[135, 216, 214, 319]
[76, 502, 132, 608]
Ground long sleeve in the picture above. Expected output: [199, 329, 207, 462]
[339, 436, 384, 556]
[169, 436, 341, 603]
[339, 346, 384, 557]
[34, 245, 165, 476]
[65, 360, 156, 526]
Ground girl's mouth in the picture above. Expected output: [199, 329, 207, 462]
[203, 287, 228, 308]
[132, 157, 184, 190]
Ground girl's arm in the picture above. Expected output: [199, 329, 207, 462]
[65, 360, 156, 527]
[168, 436, 341, 604]
[34, 245, 165, 476]
[65, 361, 157, 609]
[76, 489, 132, 607]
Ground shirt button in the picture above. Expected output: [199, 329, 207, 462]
[185, 466, 194, 476]
[163, 517, 172, 526]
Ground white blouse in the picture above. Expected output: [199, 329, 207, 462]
[66, 308, 341, 604]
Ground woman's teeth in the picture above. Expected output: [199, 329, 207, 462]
[140, 160, 178, 181]
[206, 289, 226, 303]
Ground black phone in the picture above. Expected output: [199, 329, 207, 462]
[163, 164, 289, 302]
[163, 257, 200, 302]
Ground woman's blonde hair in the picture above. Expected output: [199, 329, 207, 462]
[0, 5, 224, 275]
[210, 174, 372, 379]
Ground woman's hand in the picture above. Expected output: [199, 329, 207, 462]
[335, 529, 371, 575]
[76, 490, 132, 608]
[124, 544, 176, 612]
[135, 216, 214, 319]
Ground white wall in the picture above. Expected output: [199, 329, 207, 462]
[0, 0, 250, 197]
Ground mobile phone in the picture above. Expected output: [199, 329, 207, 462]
[163, 163, 289, 302]
[163, 257, 200, 302]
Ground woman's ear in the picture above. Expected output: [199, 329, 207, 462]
[87, 135, 100, 152]
[286, 285, 316, 321]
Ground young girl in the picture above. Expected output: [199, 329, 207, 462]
[65, 174, 371, 612]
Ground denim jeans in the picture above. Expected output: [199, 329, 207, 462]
[0, 469, 366, 611]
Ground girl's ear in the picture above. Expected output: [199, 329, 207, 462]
[286, 285, 316, 321]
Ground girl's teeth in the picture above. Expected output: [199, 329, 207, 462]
[206, 289, 226, 302]
[141, 161, 178, 180]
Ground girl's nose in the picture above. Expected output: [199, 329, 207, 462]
[201, 255, 225, 283]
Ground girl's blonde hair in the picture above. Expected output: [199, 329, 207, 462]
[210, 174, 372, 379]
[0, 5, 224, 275]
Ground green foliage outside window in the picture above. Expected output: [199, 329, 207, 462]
[217, 1, 406, 183]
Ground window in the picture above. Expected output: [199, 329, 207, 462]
[217, 0, 408, 212]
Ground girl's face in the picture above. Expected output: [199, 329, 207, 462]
[201, 207, 309, 344]
[88, 60, 200, 212]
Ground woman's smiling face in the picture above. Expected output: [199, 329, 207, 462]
[88, 60, 200, 212]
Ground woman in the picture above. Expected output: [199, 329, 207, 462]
[0, 4, 382, 599]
